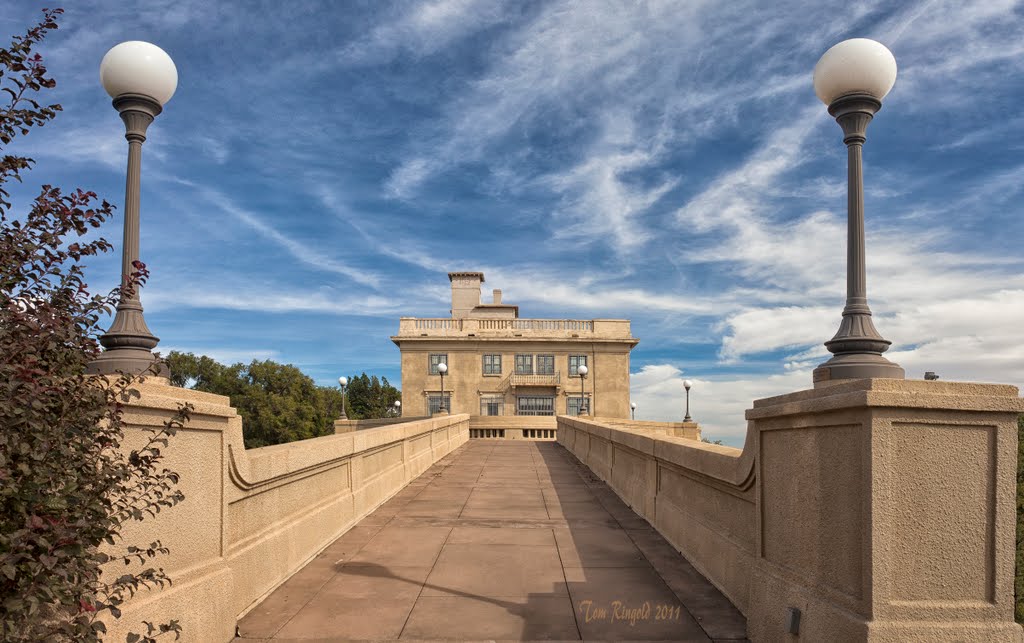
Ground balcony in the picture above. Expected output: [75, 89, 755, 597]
[504, 370, 561, 389]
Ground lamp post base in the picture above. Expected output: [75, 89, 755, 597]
[86, 347, 168, 377]
[813, 353, 904, 388]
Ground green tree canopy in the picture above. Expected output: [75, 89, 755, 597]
[345, 373, 401, 419]
[166, 353, 401, 448]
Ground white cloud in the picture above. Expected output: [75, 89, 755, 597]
[338, 0, 511, 66]
[630, 363, 814, 448]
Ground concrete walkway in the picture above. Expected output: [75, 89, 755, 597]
[235, 440, 746, 642]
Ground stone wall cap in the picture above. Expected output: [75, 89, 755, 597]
[747, 378, 1023, 419]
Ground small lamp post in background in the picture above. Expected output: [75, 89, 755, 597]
[437, 362, 448, 414]
[811, 38, 905, 385]
[338, 376, 348, 420]
[394, 399, 402, 417]
[683, 379, 693, 422]
[87, 41, 177, 376]
[630, 401, 637, 420]
[577, 364, 589, 416]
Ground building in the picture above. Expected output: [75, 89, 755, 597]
[391, 271, 638, 418]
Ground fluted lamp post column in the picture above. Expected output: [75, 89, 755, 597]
[338, 376, 348, 420]
[683, 379, 692, 422]
[577, 364, 588, 416]
[437, 362, 448, 414]
[630, 401, 636, 420]
[811, 38, 904, 385]
[87, 41, 177, 376]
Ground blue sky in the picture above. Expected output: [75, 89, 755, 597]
[6, 1, 1023, 446]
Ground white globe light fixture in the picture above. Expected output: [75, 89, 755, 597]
[394, 400, 402, 417]
[87, 41, 178, 376]
[683, 379, 693, 422]
[630, 401, 637, 420]
[811, 38, 904, 385]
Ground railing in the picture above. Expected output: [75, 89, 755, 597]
[414, 318, 462, 330]
[478, 319, 594, 331]
[505, 371, 561, 388]
[396, 317, 627, 338]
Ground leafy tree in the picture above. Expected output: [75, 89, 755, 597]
[0, 9, 185, 641]
[167, 352, 345, 447]
[345, 372, 401, 419]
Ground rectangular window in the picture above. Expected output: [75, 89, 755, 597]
[515, 354, 534, 375]
[536, 355, 555, 375]
[428, 393, 451, 414]
[429, 353, 448, 375]
[568, 354, 588, 376]
[517, 396, 554, 416]
[482, 354, 502, 375]
[567, 396, 589, 416]
[480, 396, 504, 416]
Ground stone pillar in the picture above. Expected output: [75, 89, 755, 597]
[745, 379, 1023, 641]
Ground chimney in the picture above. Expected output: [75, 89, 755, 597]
[448, 272, 484, 319]
[493, 289, 502, 305]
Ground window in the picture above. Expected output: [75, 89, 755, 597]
[482, 354, 502, 375]
[515, 354, 533, 375]
[428, 393, 451, 414]
[517, 396, 554, 416]
[536, 354, 555, 375]
[480, 396, 504, 416]
[568, 354, 588, 376]
[567, 396, 590, 416]
[429, 353, 448, 374]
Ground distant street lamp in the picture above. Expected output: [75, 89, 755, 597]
[811, 38, 905, 384]
[577, 364, 589, 416]
[394, 399, 402, 416]
[437, 362, 448, 413]
[87, 41, 178, 376]
[338, 376, 348, 420]
[630, 401, 637, 420]
[683, 379, 693, 422]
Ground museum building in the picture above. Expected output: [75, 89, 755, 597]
[391, 272, 638, 418]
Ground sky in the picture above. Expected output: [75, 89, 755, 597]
[5, 0, 1023, 447]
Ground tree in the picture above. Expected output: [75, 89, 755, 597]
[0, 9, 185, 641]
[167, 352, 343, 447]
[345, 373, 401, 419]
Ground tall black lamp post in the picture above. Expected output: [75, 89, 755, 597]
[338, 376, 348, 420]
[437, 362, 448, 414]
[577, 364, 588, 416]
[683, 379, 693, 422]
[87, 41, 177, 376]
[811, 38, 905, 385]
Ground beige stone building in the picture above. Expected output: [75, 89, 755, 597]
[391, 272, 638, 418]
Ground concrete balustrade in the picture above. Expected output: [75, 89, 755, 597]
[559, 379, 1024, 641]
[102, 378, 469, 641]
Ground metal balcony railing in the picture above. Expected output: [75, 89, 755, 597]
[503, 371, 561, 389]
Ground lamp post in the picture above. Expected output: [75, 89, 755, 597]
[630, 401, 637, 420]
[811, 38, 905, 385]
[577, 364, 588, 416]
[437, 362, 448, 414]
[338, 376, 348, 420]
[394, 400, 402, 417]
[87, 41, 178, 376]
[683, 379, 692, 422]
